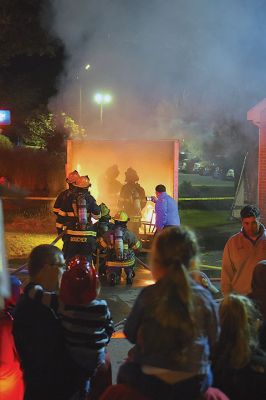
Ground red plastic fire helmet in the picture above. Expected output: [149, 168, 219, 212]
[59, 256, 98, 305]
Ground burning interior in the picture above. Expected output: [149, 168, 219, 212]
[66, 139, 179, 233]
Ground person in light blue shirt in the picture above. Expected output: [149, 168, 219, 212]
[154, 184, 180, 231]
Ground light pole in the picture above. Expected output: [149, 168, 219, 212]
[77, 64, 90, 127]
[94, 92, 112, 124]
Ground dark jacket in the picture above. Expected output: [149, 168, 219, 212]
[99, 226, 141, 268]
[119, 183, 146, 219]
[53, 188, 73, 233]
[56, 189, 101, 231]
[212, 349, 266, 400]
[13, 287, 85, 400]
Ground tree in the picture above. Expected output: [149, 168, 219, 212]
[24, 110, 86, 151]
[0, 1, 64, 143]
[0, 0, 58, 66]
[59, 113, 86, 140]
[0, 133, 13, 149]
[24, 110, 55, 148]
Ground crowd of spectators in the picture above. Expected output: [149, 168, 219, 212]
[2, 204, 266, 399]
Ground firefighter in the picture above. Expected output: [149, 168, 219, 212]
[99, 211, 142, 286]
[53, 170, 80, 234]
[94, 203, 114, 237]
[118, 167, 146, 235]
[57, 175, 101, 262]
[94, 203, 115, 275]
[101, 165, 122, 213]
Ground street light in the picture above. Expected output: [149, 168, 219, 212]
[94, 92, 112, 124]
[77, 64, 91, 127]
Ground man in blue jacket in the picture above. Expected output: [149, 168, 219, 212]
[154, 184, 180, 231]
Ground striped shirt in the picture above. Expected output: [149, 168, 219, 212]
[25, 284, 114, 372]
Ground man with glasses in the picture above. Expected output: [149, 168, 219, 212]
[13, 245, 84, 400]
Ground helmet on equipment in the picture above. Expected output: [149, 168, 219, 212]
[60, 256, 98, 305]
[66, 170, 80, 184]
[113, 210, 129, 222]
[73, 175, 91, 189]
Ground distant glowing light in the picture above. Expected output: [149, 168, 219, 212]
[94, 93, 103, 104]
[85, 64, 91, 70]
[94, 92, 112, 105]
[104, 94, 112, 103]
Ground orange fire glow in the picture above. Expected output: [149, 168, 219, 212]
[67, 139, 179, 217]
[140, 201, 156, 234]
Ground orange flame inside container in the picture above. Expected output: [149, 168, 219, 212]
[140, 202, 156, 234]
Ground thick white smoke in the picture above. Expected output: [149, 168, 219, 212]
[46, 0, 266, 138]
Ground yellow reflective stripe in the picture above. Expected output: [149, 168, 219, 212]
[56, 222, 63, 228]
[106, 259, 135, 267]
[133, 241, 141, 249]
[124, 244, 129, 249]
[99, 238, 108, 248]
[53, 207, 60, 213]
[58, 210, 67, 216]
[66, 230, 97, 236]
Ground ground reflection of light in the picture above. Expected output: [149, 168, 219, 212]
[144, 279, 155, 285]
[111, 331, 126, 339]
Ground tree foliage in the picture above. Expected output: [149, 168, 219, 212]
[0, 133, 13, 149]
[25, 111, 55, 148]
[60, 113, 86, 140]
[24, 110, 86, 151]
[0, 0, 58, 66]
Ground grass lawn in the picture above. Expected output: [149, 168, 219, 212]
[179, 173, 234, 187]
[180, 209, 239, 230]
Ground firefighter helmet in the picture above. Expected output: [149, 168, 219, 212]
[100, 203, 110, 217]
[113, 210, 129, 222]
[125, 167, 139, 183]
[66, 170, 80, 184]
[73, 175, 91, 189]
[60, 256, 98, 305]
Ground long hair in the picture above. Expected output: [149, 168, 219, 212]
[141, 227, 199, 353]
[214, 294, 259, 371]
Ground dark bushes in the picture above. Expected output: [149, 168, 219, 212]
[0, 147, 65, 195]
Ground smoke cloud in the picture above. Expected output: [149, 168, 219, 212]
[46, 0, 266, 138]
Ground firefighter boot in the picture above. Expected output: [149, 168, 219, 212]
[125, 267, 134, 285]
[107, 268, 121, 286]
